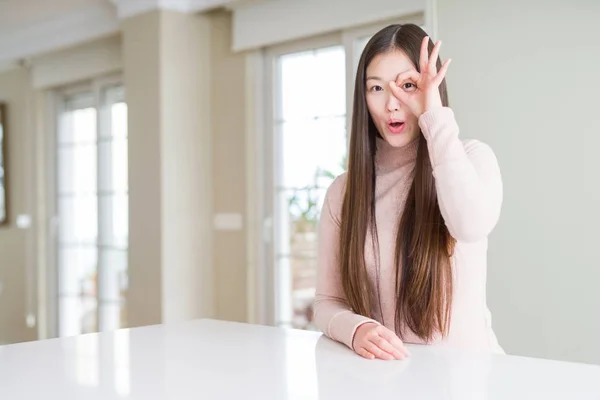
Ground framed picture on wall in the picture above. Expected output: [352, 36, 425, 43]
[0, 102, 7, 225]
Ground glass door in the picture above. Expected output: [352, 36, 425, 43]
[56, 82, 129, 336]
[270, 44, 348, 329]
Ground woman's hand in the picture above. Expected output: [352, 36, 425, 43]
[389, 36, 451, 118]
[352, 322, 411, 360]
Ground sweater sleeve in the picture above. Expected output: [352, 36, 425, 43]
[418, 107, 503, 243]
[313, 174, 380, 350]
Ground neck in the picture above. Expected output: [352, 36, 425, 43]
[375, 136, 419, 174]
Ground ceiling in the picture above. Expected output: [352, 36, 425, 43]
[0, 0, 113, 33]
[0, 0, 244, 70]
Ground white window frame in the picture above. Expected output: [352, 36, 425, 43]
[246, 14, 426, 327]
[45, 73, 125, 338]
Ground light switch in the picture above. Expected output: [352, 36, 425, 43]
[214, 213, 243, 231]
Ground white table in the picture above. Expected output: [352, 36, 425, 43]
[0, 319, 599, 399]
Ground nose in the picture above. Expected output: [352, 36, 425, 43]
[385, 89, 401, 112]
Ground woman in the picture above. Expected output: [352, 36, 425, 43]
[313, 23, 504, 360]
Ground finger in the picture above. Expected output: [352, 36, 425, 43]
[377, 328, 411, 357]
[395, 69, 420, 86]
[365, 341, 395, 360]
[372, 335, 405, 360]
[419, 36, 430, 73]
[356, 347, 375, 360]
[428, 40, 442, 75]
[389, 81, 410, 103]
[389, 334, 411, 357]
[433, 58, 452, 86]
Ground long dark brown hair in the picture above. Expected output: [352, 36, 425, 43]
[339, 24, 455, 342]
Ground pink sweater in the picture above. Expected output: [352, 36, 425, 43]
[314, 107, 504, 354]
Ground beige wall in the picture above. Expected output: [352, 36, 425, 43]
[209, 10, 248, 323]
[123, 9, 214, 327]
[0, 68, 37, 344]
[30, 35, 122, 89]
[160, 10, 213, 324]
[123, 8, 250, 325]
[438, 0, 600, 364]
[123, 9, 249, 326]
[122, 11, 164, 327]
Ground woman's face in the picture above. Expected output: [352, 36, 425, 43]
[365, 50, 420, 148]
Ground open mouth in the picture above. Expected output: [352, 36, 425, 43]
[387, 121, 405, 134]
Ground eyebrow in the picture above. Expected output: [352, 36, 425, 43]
[366, 76, 382, 81]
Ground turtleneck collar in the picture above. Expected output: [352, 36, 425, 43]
[374, 135, 419, 174]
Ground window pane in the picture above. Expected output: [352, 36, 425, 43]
[99, 249, 128, 302]
[274, 44, 348, 330]
[276, 256, 318, 330]
[280, 116, 347, 189]
[275, 256, 292, 327]
[59, 247, 98, 296]
[279, 50, 314, 121]
[59, 107, 97, 144]
[59, 195, 98, 245]
[277, 188, 325, 257]
[275, 187, 325, 328]
[111, 102, 128, 139]
[99, 301, 126, 332]
[58, 144, 97, 194]
[99, 194, 128, 248]
[280, 46, 345, 121]
[290, 256, 317, 330]
[59, 296, 98, 336]
[99, 138, 128, 192]
[312, 46, 346, 118]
